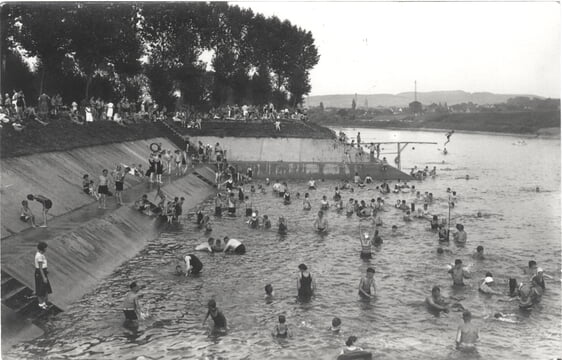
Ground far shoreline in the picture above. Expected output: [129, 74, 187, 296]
[327, 124, 561, 140]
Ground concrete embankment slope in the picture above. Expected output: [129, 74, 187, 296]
[0, 137, 177, 239]
[1, 171, 215, 311]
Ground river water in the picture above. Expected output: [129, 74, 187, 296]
[7, 128, 561, 360]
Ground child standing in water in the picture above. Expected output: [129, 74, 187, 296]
[358, 267, 376, 300]
[272, 315, 292, 338]
[203, 300, 227, 335]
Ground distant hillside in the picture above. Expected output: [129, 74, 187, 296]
[306, 90, 544, 108]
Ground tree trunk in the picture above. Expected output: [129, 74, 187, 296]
[39, 66, 46, 94]
[85, 75, 92, 101]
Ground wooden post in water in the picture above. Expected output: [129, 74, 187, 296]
[396, 142, 401, 171]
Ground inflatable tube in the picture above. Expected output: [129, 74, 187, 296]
[394, 157, 400, 165]
[150, 142, 161, 152]
[337, 351, 373, 360]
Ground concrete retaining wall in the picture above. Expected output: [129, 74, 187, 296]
[188, 136, 370, 163]
[231, 161, 412, 181]
[0, 137, 178, 239]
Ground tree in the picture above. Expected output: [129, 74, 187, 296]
[352, 98, 357, 110]
[7, 4, 72, 94]
[319, 101, 324, 111]
[68, 3, 143, 99]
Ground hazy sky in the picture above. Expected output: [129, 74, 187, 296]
[236, 1, 560, 98]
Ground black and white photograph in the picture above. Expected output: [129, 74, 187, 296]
[0, 1, 560, 359]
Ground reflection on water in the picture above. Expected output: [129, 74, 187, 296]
[7, 129, 561, 360]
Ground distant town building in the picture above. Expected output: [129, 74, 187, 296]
[409, 101, 422, 115]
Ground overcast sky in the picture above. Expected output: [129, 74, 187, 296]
[236, 1, 560, 98]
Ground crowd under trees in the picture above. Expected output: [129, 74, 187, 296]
[1, 2, 319, 111]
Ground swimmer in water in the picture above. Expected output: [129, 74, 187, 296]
[247, 212, 260, 229]
[340, 336, 363, 355]
[448, 259, 470, 286]
[213, 238, 224, 252]
[491, 312, 520, 323]
[278, 216, 288, 235]
[265, 284, 274, 300]
[437, 247, 453, 255]
[122, 282, 144, 329]
[390, 225, 399, 237]
[453, 224, 467, 244]
[179, 254, 203, 276]
[426, 286, 449, 313]
[313, 210, 329, 233]
[320, 195, 329, 211]
[345, 198, 355, 217]
[330, 317, 341, 333]
[195, 237, 215, 252]
[303, 193, 312, 210]
[297, 263, 316, 301]
[472, 246, 485, 260]
[478, 273, 503, 295]
[272, 315, 292, 338]
[358, 267, 376, 300]
[262, 215, 272, 229]
[456, 311, 478, 351]
[359, 223, 375, 259]
[203, 299, 227, 335]
[223, 237, 246, 254]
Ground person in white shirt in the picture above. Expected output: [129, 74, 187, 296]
[106, 102, 114, 119]
[223, 237, 246, 254]
[34, 242, 52, 309]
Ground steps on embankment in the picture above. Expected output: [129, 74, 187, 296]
[0, 137, 178, 239]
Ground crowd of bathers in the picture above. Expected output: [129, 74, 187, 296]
[143, 165, 554, 356]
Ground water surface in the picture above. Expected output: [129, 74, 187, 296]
[7, 128, 561, 360]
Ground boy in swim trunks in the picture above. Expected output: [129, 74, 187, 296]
[27, 194, 52, 227]
[313, 211, 328, 233]
[123, 282, 143, 329]
[358, 267, 376, 299]
[448, 259, 471, 286]
[456, 311, 478, 351]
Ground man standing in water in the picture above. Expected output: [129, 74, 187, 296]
[448, 259, 471, 286]
[123, 282, 143, 329]
[456, 311, 478, 351]
[297, 264, 316, 301]
[358, 267, 376, 300]
[313, 211, 328, 233]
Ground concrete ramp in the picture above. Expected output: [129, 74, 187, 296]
[1, 172, 215, 311]
[0, 137, 178, 239]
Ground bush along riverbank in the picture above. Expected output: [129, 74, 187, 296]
[309, 109, 560, 136]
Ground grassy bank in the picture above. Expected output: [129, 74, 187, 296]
[1, 120, 168, 159]
[309, 110, 560, 135]
[170, 120, 336, 139]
